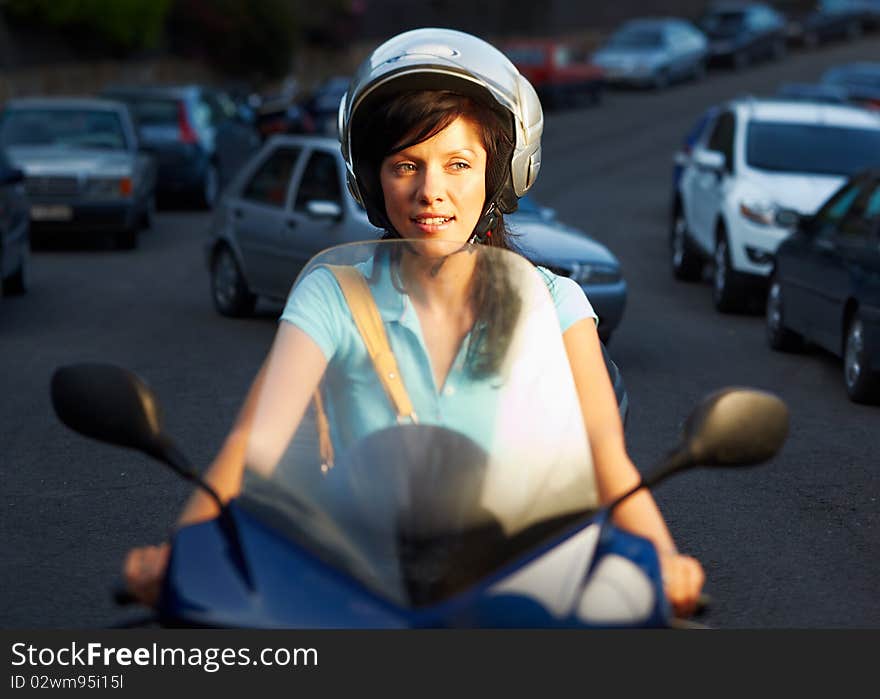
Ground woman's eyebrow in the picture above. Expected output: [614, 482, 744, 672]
[445, 148, 477, 157]
[391, 146, 478, 160]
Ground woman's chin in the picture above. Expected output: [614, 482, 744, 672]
[400, 234, 473, 259]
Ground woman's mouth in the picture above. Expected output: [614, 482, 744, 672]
[411, 215, 455, 233]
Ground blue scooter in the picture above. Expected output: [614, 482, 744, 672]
[50, 241, 789, 628]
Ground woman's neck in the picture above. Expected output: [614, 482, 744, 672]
[400, 246, 477, 313]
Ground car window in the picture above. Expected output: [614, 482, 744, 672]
[864, 183, 880, 219]
[199, 92, 236, 128]
[837, 181, 880, 240]
[702, 11, 745, 36]
[746, 122, 880, 176]
[242, 146, 301, 207]
[294, 151, 342, 211]
[608, 27, 665, 49]
[749, 7, 775, 30]
[707, 111, 735, 172]
[109, 96, 178, 126]
[0, 147, 10, 170]
[0, 108, 128, 150]
[811, 181, 863, 238]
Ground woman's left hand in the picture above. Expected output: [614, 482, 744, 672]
[658, 551, 706, 618]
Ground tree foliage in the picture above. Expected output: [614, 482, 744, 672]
[3, 0, 172, 51]
[167, 0, 300, 79]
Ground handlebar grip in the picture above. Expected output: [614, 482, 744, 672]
[112, 580, 138, 607]
[694, 592, 712, 617]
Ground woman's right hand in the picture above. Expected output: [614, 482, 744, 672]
[122, 543, 170, 607]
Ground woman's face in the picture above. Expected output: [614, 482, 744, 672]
[380, 116, 487, 246]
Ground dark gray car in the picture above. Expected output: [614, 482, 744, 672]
[205, 135, 627, 342]
[0, 97, 157, 249]
[102, 84, 261, 208]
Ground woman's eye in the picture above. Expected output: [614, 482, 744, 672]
[394, 163, 416, 173]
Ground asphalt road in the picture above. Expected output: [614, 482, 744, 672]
[2, 36, 879, 629]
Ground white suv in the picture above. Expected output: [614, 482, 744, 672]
[671, 97, 880, 311]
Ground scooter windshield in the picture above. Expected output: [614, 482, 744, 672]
[240, 239, 599, 608]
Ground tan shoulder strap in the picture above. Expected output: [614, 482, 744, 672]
[325, 264, 417, 423]
[313, 264, 418, 472]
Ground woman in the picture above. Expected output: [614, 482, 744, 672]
[126, 28, 704, 617]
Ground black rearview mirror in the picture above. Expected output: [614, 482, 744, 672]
[775, 208, 801, 229]
[50, 363, 187, 473]
[639, 388, 789, 494]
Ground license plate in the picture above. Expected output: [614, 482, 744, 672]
[31, 205, 73, 221]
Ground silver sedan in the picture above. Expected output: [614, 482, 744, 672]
[206, 135, 627, 342]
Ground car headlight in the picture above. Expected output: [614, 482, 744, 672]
[739, 200, 780, 226]
[546, 262, 621, 285]
[84, 177, 134, 198]
[575, 264, 621, 285]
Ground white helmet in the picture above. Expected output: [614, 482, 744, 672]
[338, 28, 544, 228]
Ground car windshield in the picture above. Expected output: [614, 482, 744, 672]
[239, 239, 598, 609]
[702, 11, 745, 36]
[0, 108, 127, 150]
[608, 27, 665, 48]
[824, 68, 880, 90]
[107, 96, 179, 126]
[746, 121, 880, 176]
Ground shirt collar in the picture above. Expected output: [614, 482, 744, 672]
[356, 252, 411, 325]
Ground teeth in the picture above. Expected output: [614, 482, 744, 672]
[416, 217, 452, 225]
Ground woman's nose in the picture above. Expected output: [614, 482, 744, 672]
[416, 166, 445, 203]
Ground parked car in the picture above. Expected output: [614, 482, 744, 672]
[767, 169, 880, 403]
[206, 135, 627, 342]
[300, 77, 351, 137]
[503, 39, 604, 107]
[786, 0, 871, 48]
[590, 18, 709, 89]
[821, 62, 880, 110]
[699, 2, 788, 70]
[0, 97, 157, 249]
[508, 196, 627, 342]
[101, 84, 261, 208]
[0, 146, 30, 295]
[670, 97, 880, 312]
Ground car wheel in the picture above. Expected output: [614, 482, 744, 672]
[141, 193, 157, 230]
[733, 50, 750, 71]
[712, 232, 744, 313]
[670, 208, 702, 281]
[211, 245, 256, 317]
[803, 30, 819, 49]
[198, 162, 219, 210]
[692, 60, 707, 81]
[115, 227, 138, 250]
[844, 312, 880, 403]
[766, 274, 803, 351]
[2, 238, 31, 295]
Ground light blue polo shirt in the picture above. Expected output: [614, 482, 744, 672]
[280, 253, 597, 456]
